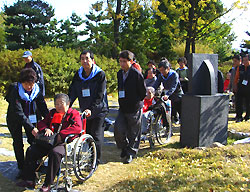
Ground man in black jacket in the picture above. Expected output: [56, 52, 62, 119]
[68, 50, 108, 165]
[114, 50, 146, 164]
[23, 51, 45, 96]
[235, 54, 250, 122]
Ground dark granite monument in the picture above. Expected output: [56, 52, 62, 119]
[180, 53, 229, 148]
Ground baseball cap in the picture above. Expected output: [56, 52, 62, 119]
[22, 51, 32, 57]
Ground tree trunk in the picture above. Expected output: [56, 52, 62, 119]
[112, 0, 122, 59]
[185, 39, 191, 59]
[184, 0, 195, 58]
[192, 38, 195, 53]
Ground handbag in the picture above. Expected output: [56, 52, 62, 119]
[35, 112, 67, 149]
[35, 133, 58, 149]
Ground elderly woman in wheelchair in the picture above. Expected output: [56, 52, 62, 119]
[16, 93, 83, 191]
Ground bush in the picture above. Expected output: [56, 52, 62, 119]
[218, 61, 232, 78]
[0, 46, 119, 96]
[172, 42, 214, 58]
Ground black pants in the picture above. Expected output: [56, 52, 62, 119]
[22, 144, 65, 186]
[7, 121, 34, 169]
[180, 81, 188, 94]
[235, 90, 250, 119]
[114, 109, 142, 156]
[171, 99, 182, 122]
[86, 115, 105, 163]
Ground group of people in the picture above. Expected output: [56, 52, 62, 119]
[5, 50, 108, 191]
[225, 54, 250, 122]
[5, 49, 188, 190]
[142, 57, 188, 124]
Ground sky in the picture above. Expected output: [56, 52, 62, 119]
[0, 0, 250, 50]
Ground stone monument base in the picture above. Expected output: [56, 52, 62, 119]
[180, 94, 229, 148]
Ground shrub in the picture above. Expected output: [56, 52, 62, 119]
[218, 61, 232, 78]
[172, 42, 214, 58]
[0, 46, 119, 96]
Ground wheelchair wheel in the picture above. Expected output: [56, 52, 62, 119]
[154, 113, 172, 145]
[64, 177, 72, 192]
[148, 116, 155, 148]
[73, 134, 97, 181]
[148, 137, 155, 148]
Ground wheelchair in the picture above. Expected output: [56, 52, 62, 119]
[141, 97, 172, 148]
[36, 112, 97, 192]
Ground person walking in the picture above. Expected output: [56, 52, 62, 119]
[68, 50, 108, 165]
[114, 50, 146, 164]
[234, 54, 250, 122]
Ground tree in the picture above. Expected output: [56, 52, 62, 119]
[84, 1, 114, 57]
[202, 20, 235, 63]
[119, 1, 159, 65]
[4, 0, 54, 50]
[84, 0, 159, 63]
[240, 31, 250, 51]
[0, 12, 6, 51]
[152, 0, 239, 58]
[56, 13, 86, 49]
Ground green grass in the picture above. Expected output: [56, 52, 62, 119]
[103, 145, 250, 192]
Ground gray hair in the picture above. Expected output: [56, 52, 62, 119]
[54, 93, 70, 105]
[147, 86, 155, 95]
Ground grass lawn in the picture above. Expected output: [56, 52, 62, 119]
[0, 96, 250, 191]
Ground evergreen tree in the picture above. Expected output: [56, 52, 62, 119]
[4, 0, 54, 50]
[56, 13, 86, 49]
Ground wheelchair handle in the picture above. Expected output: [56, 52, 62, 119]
[81, 111, 87, 119]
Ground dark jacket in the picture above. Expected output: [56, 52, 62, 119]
[68, 70, 108, 119]
[24, 59, 45, 96]
[237, 65, 250, 93]
[153, 69, 183, 102]
[117, 67, 146, 113]
[5, 82, 49, 132]
[37, 108, 82, 141]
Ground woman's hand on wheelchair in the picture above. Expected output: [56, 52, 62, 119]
[162, 95, 168, 101]
[84, 109, 91, 117]
[32, 128, 39, 137]
[44, 128, 54, 136]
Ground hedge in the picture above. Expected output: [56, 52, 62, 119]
[0, 46, 120, 97]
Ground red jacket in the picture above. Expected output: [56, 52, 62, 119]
[132, 62, 142, 73]
[143, 97, 154, 113]
[37, 108, 82, 140]
[223, 79, 230, 91]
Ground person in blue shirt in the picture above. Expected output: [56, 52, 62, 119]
[153, 58, 183, 123]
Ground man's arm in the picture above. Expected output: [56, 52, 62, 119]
[165, 73, 179, 97]
[153, 74, 162, 90]
[137, 72, 147, 101]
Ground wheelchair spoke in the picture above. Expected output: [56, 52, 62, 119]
[73, 134, 97, 181]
